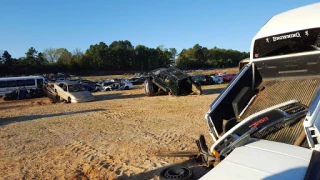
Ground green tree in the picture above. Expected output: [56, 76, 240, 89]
[43, 48, 64, 63]
[109, 40, 135, 70]
[36, 52, 48, 65]
[72, 48, 83, 65]
[2, 50, 13, 66]
[57, 49, 73, 66]
[135, 45, 150, 71]
[24, 47, 38, 65]
[84, 42, 109, 70]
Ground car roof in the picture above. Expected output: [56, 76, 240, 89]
[253, 2, 320, 40]
[0, 76, 44, 80]
[150, 68, 189, 80]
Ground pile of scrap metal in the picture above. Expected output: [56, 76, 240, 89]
[3, 87, 45, 101]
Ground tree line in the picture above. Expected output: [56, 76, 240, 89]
[0, 40, 249, 76]
[177, 44, 249, 69]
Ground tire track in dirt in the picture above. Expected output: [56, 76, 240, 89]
[65, 141, 147, 179]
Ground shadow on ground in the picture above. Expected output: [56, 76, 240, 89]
[116, 159, 211, 180]
[93, 92, 146, 101]
[0, 108, 105, 126]
[202, 87, 225, 95]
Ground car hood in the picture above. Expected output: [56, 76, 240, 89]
[70, 91, 94, 100]
[200, 139, 312, 180]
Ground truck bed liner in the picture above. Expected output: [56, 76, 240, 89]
[240, 78, 320, 146]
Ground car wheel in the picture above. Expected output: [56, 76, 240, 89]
[124, 86, 129, 90]
[68, 97, 71, 103]
[159, 166, 194, 180]
[192, 83, 202, 95]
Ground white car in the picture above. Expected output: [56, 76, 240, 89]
[211, 75, 224, 84]
[53, 81, 95, 103]
[99, 81, 133, 91]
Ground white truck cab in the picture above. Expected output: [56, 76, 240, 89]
[200, 2, 320, 180]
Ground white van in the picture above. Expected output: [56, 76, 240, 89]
[0, 76, 45, 96]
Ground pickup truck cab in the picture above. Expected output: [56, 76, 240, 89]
[200, 2, 320, 179]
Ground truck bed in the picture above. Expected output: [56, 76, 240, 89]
[240, 78, 320, 146]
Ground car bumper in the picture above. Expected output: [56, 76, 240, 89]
[71, 96, 95, 103]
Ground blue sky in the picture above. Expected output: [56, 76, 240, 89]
[0, 0, 318, 58]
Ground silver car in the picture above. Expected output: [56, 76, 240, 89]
[54, 81, 95, 103]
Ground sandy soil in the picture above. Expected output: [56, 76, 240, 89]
[0, 84, 227, 180]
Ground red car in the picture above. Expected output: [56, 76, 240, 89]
[220, 74, 232, 82]
[228, 73, 237, 79]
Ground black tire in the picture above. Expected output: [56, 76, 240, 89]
[68, 97, 71, 103]
[192, 83, 202, 95]
[124, 86, 129, 90]
[144, 78, 154, 96]
[160, 166, 194, 180]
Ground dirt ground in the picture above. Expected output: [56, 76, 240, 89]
[0, 83, 227, 180]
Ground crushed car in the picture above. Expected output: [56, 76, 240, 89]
[210, 74, 224, 84]
[191, 75, 215, 85]
[3, 87, 45, 101]
[127, 77, 144, 85]
[51, 81, 95, 103]
[144, 67, 202, 96]
[94, 80, 133, 91]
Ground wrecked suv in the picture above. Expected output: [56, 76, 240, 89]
[144, 67, 202, 96]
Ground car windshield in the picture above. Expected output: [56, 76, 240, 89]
[254, 28, 320, 59]
[68, 84, 86, 92]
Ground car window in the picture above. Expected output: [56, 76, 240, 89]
[68, 84, 86, 92]
[16, 80, 26, 86]
[0, 81, 7, 88]
[6, 80, 17, 87]
[26, 79, 35, 86]
[36, 79, 43, 88]
[63, 84, 68, 91]
[254, 28, 320, 59]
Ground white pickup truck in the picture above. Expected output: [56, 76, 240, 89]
[198, 2, 320, 180]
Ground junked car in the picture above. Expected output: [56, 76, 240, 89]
[210, 74, 224, 84]
[191, 75, 214, 85]
[127, 77, 144, 85]
[104, 81, 133, 91]
[95, 80, 133, 91]
[144, 67, 202, 96]
[53, 81, 95, 103]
